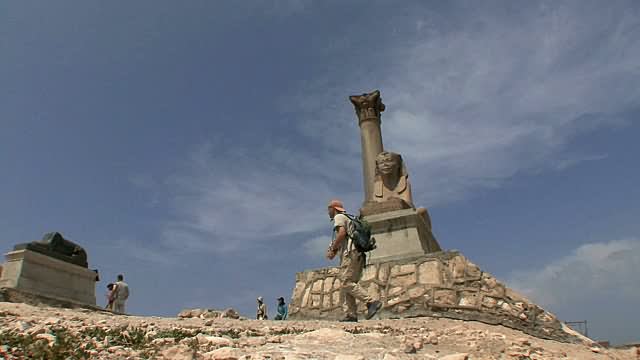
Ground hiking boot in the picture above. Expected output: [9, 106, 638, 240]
[365, 300, 382, 320]
[339, 315, 358, 322]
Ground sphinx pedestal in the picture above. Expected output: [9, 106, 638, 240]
[287, 251, 579, 343]
[365, 208, 441, 263]
[0, 249, 96, 306]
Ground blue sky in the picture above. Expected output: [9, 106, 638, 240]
[1, 0, 639, 345]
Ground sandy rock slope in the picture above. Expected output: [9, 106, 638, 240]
[0, 302, 636, 359]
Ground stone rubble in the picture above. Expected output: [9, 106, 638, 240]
[0, 302, 636, 359]
[178, 308, 242, 320]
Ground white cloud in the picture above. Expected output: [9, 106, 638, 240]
[128, 173, 157, 189]
[302, 235, 331, 258]
[507, 238, 640, 308]
[552, 154, 608, 171]
[160, 142, 361, 254]
[245, 0, 312, 17]
[92, 238, 177, 267]
[288, 2, 639, 206]
[161, 3, 640, 254]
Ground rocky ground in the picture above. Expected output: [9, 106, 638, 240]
[0, 302, 637, 359]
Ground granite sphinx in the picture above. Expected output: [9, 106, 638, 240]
[13, 232, 88, 268]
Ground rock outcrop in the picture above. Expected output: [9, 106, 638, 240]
[178, 308, 241, 320]
[0, 301, 636, 359]
[290, 251, 576, 343]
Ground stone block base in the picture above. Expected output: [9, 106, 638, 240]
[288, 251, 579, 343]
[0, 250, 96, 306]
[0, 287, 105, 311]
[365, 208, 441, 262]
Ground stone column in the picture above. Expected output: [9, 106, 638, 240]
[350, 90, 385, 204]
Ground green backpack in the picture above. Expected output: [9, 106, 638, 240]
[344, 213, 377, 253]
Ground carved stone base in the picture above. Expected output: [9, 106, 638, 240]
[359, 198, 411, 216]
[287, 251, 580, 343]
[0, 250, 96, 306]
[365, 208, 441, 263]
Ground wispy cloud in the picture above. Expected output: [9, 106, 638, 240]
[161, 2, 639, 255]
[239, 0, 312, 18]
[302, 235, 331, 258]
[128, 173, 157, 189]
[553, 153, 608, 171]
[507, 238, 640, 307]
[289, 2, 639, 206]
[159, 142, 361, 254]
[93, 238, 177, 267]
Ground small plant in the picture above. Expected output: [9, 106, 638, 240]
[0, 328, 90, 360]
[213, 328, 242, 339]
[125, 326, 148, 349]
[79, 325, 150, 350]
[153, 328, 196, 342]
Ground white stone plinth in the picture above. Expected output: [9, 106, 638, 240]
[0, 249, 96, 306]
[365, 208, 441, 262]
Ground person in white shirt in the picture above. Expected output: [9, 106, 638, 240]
[326, 199, 381, 322]
[112, 274, 130, 314]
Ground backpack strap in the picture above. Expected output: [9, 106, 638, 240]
[338, 213, 356, 251]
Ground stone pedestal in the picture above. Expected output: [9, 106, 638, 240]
[0, 249, 96, 306]
[365, 208, 441, 263]
[287, 251, 579, 343]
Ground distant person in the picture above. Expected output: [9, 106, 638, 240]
[112, 274, 130, 314]
[326, 199, 382, 322]
[105, 283, 115, 311]
[256, 296, 268, 320]
[275, 297, 288, 320]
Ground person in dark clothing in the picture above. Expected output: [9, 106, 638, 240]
[275, 297, 288, 320]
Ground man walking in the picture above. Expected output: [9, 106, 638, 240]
[326, 199, 382, 322]
[112, 274, 130, 314]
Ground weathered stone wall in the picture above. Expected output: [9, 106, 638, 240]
[0, 287, 105, 312]
[0, 249, 97, 306]
[289, 251, 578, 343]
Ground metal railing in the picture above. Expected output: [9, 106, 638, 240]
[565, 320, 588, 337]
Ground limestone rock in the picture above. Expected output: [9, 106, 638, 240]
[202, 310, 221, 319]
[195, 334, 233, 348]
[298, 328, 354, 341]
[382, 355, 402, 360]
[221, 308, 239, 319]
[202, 346, 241, 360]
[402, 342, 417, 353]
[334, 355, 365, 360]
[35, 333, 56, 344]
[178, 309, 199, 318]
[178, 308, 239, 320]
[15, 320, 31, 332]
[160, 344, 197, 360]
[438, 353, 469, 360]
[0, 302, 634, 360]
[152, 337, 176, 346]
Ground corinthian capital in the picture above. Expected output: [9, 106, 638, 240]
[349, 90, 385, 125]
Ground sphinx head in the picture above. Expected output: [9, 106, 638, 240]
[376, 151, 403, 176]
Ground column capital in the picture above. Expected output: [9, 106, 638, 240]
[349, 90, 385, 126]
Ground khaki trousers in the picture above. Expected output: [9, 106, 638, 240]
[339, 250, 373, 317]
[113, 300, 126, 314]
